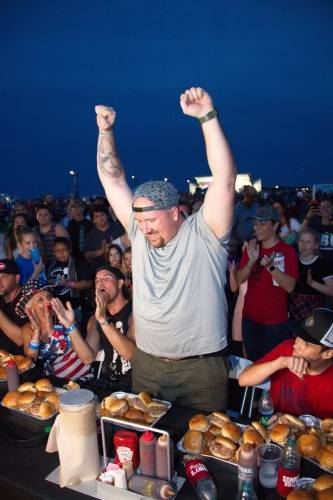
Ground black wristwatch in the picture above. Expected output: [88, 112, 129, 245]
[269, 265, 275, 272]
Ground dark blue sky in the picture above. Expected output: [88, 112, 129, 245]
[1, 0, 333, 197]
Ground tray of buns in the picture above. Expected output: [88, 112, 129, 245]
[177, 412, 258, 468]
[1, 378, 64, 421]
[0, 350, 35, 381]
[178, 412, 333, 474]
[264, 413, 333, 474]
[99, 391, 171, 426]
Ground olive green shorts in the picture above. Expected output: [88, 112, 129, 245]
[131, 349, 229, 413]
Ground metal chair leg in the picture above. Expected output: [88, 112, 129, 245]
[240, 387, 248, 416]
[248, 387, 256, 419]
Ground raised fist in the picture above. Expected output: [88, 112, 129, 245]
[179, 87, 214, 118]
[95, 105, 116, 132]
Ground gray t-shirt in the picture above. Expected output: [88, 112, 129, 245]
[128, 208, 229, 357]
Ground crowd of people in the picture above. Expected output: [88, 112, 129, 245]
[0, 86, 333, 420]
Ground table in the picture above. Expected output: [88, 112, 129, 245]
[0, 381, 328, 500]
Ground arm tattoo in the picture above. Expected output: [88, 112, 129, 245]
[97, 132, 124, 178]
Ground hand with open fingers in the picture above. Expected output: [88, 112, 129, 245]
[260, 253, 275, 268]
[247, 239, 260, 265]
[95, 105, 116, 132]
[51, 298, 75, 328]
[179, 87, 214, 118]
[282, 356, 309, 379]
[95, 289, 107, 323]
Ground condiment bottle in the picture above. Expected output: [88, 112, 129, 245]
[139, 431, 156, 477]
[237, 444, 257, 488]
[128, 475, 175, 499]
[156, 434, 174, 481]
[184, 458, 217, 500]
[5, 358, 19, 392]
[276, 434, 300, 497]
[114, 430, 139, 470]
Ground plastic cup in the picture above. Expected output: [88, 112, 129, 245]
[256, 443, 282, 489]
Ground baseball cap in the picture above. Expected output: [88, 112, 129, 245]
[254, 206, 279, 223]
[0, 259, 20, 275]
[95, 265, 125, 281]
[133, 181, 179, 212]
[292, 308, 333, 349]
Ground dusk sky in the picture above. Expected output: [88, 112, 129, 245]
[1, 1, 333, 198]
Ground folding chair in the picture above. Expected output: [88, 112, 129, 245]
[95, 349, 105, 380]
[228, 355, 271, 419]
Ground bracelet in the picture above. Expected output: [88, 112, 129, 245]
[99, 319, 109, 327]
[66, 323, 78, 335]
[30, 339, 40, 346]
[28, 341, 40, 350]
[100, 130, 113, 136]
[198, 108, 218, 124]
[68, 280, 75, 288]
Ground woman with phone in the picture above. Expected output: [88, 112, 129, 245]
[301, 199, 333, 261]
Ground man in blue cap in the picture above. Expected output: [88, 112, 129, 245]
[94, 86, 236, 411]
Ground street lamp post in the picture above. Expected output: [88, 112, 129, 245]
[69, 170, 79, 197]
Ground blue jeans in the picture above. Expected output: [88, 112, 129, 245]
[242, 317, 292, 361]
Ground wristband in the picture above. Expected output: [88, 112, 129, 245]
[99, 319, 109, 327]
[66, 323, 78, 335]
[198, 108, 218, 124]
[100, 130, 113, 136]
[28, 341, 40, 350]
[269, 265, 275, 272]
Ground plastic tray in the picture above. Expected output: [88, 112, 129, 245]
[1, 387, 65, 422]
[100, 391, 172, 426]
[177, 423, 246, 469]
[0, 362, 35, 382]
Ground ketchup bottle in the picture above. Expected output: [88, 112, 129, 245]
[5, 358, 19, 392]
[113, 431, 139, 470]
[139, 431, 156, 477]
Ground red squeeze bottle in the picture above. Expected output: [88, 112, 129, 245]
[139, 431, 156, 477]
[5, 358, 19, 392]
[114, 431, 139, 470]
[156, 434, 174, 480]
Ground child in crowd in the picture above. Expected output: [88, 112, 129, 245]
[15, 227, 46, 285]
[105, 243, 123, 270]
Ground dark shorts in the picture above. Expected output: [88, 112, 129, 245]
[131, 349, 229, 412]
[242, 317, 292, 361]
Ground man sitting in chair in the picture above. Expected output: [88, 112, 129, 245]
[238, 308, 333, 419]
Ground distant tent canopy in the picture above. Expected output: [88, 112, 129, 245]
[188, 174, 262, 195]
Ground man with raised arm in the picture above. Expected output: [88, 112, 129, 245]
[95, 87, 236, 411]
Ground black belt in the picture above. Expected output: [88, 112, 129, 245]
[158, 349, 226, 362]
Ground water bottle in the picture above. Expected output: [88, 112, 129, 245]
[184, 458, 217, 500]
[258, 389, 274, 427]
[237, 444, 257, 489]
[235, 479, 258, 500]
[30, 247, 47, 283]
[276, 434, 300, 497]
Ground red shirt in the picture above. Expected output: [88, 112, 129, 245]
[255, 339, 333, 419]
[240, 240, 299, 324]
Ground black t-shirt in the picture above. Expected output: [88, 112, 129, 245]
[84, 223, 125, 270]
[294, 256, 333, 295]
[48, 258, 93, 308]
[68, 219, 94, 259]
[309, 221, 333, 260]
[0, 292, 28, 354]
[97, 301, 132, 390]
